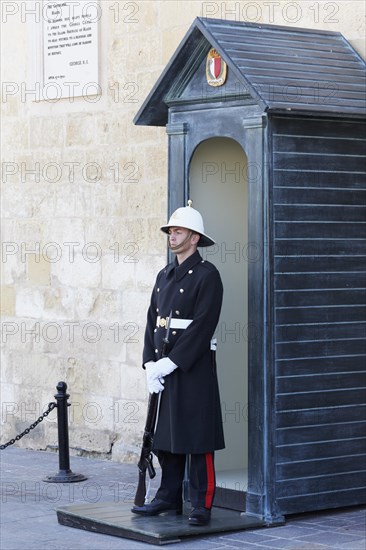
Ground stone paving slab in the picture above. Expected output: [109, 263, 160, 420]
[1, 448, 365, 549]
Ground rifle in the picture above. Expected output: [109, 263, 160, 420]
[133, 311, 172, 507]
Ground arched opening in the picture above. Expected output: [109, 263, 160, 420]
[189, 137, 249, 509]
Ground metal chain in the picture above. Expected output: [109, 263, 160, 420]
[0, 402, 57, 450]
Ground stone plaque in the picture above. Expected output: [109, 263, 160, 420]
[42, 0, 99, 99]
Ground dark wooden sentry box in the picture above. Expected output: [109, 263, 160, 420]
[134, 18, 366, 522]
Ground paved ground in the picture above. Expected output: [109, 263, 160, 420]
[1, 447, 365, 549]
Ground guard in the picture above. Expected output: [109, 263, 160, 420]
[132, 201, 225, 526]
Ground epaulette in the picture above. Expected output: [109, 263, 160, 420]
[198, 259, 218, 273]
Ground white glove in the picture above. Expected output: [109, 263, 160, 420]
[150, 357, 178, 378]
[148, 376, 165, 394]
[145, 361, 165, 394]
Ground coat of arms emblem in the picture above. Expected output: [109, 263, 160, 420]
[206, 48, 227, 87]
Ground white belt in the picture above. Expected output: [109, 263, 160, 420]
[156, 316, 192, 330]
[156, 317, 217, 350]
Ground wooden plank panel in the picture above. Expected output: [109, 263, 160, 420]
[275, 488, 360, 515]
[215, 28, 350, 52]
[275, 437, 366, 461]
[274, 154, 366, 172]
[229, 31, 349, 49]
[277, 372, 366, 394]
[227, 50, 362, 70]
[275, 205, 366, 222]
[274, 187, 366, 206]
[275, 289, 366, 307]
[234, 57, 365, 77]
[277, 389, 366, 411]
[277, 454, 366, 479]
[276, 471, 366, 496]
[277, 487, 366, 513]
[215, 39, 351, 61]
[275, 305, 366, 325]
[213, 26, 345, 44]
[277, 421, 366, 446]
[272, 116, 365, 137]
[242, 65, 366, 83]
[275, 239, 366, 256]
[276, 322, 366, 342]
[273, 135, 366, 155]
[276, 355, 366, 377]
[277, 404, 366, 428]
[265, 78, 366, 512]
[275, 255, 366, 271]
[275, 221, 366, 239]
[273, 171, 366, 189]
[224, 43, 360, 64]
[275, 272, 366, 290]
[276, 338, 366, 359]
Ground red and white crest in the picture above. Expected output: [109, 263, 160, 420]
[210, 56, 222, 79]
[206, 48, 227, 87]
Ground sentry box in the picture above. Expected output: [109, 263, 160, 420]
[134, 18, 366, 523]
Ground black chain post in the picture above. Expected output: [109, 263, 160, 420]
[44, 381, 87, 483]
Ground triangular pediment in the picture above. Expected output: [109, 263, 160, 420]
[134, 17, 366, 126]
[164, 37, 254, 107]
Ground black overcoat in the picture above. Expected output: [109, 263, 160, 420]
[142, 250, 225, 454]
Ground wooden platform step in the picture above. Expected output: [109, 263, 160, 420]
[57, 502, 266, 545]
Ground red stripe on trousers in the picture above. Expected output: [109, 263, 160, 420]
[204, 453, 215, 509]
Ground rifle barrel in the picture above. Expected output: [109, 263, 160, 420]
[133, 310, 172, 507]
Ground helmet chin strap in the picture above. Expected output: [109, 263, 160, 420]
[168, 231, 193, 252]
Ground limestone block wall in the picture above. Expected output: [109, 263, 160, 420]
[1, 0, 365, 462]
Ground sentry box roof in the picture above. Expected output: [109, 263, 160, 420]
[134, 17, 366, 126]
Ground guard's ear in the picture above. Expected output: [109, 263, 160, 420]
[191, 232, 200, 245]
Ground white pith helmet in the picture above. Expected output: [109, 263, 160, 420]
[160, 200, 215, 247]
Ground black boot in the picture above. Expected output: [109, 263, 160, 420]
[188, 507, 211, 526]
[131, 498, 182, 516]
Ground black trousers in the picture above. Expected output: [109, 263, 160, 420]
[155, 451, 216, 509]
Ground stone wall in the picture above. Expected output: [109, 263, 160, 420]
[1, 0, 365, 462]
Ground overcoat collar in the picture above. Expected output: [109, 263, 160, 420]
[165, 250, 203, 281]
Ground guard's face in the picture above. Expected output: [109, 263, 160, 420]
[168, 227, 189, 246]
[168, 227, 199, 254]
